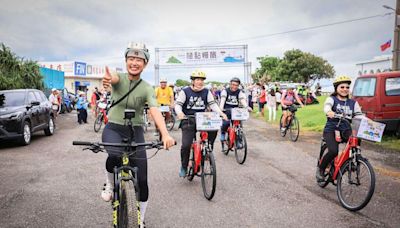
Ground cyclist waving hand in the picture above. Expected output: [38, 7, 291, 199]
[175, 70, 228, 177]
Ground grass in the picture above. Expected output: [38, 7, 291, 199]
[252, 95, 400, 151]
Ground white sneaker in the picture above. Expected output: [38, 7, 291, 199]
[280, 127, 286, 133]
[101, 183, 113, 202]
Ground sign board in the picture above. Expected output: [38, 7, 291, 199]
[231, 108, 249, 120]
[74, 62, 87, 76]
[195, 112, 222, 131]
[355, 117, 386, 142]
[158, 46, 245, 66]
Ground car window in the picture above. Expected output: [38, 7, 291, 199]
[353, 77, 376, 97]
[27, 91, 37, 103]
[385, 77, 400, 96]
[39, 91, 48, 101]
[0, 91, 26, 107]
[34, 91, 44, 102]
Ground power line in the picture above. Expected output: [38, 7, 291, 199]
[207, 12, 394, 45]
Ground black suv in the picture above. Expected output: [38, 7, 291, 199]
[0, 89, 55, 145]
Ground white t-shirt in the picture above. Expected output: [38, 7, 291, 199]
[48, 94, 58, 105]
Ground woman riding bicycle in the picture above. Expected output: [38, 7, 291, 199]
[280, 84, 304, 133]
[101, 42, 175, 226]
[219, 77, 252, 151]
[316, 75, 363, 182]
[175, 70, 228, 177]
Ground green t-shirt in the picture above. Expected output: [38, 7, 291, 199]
[108, 73, 157, 126]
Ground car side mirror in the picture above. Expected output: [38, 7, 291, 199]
[31, 101, 40, 106]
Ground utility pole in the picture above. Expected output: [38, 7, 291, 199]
[393, 0, 400, 71]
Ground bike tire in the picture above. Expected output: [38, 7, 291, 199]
[317, 144, 330, 188]
[118, 183, 129, 228]
[234, 130, 247, 165]
[289, 116, 300, 142]
[166, 115, 175, 131]
[223, 133, 230, 155]
[93, 113, 103, 133]
[279, 115, 286, 137]
[201, 150, 217, 200]
[337, 157, 375, 211]
[187, 147, 195, 181]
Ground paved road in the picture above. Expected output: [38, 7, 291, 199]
[0, 112, 399, 228]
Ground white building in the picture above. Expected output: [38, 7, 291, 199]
[355, 55, 392, 76]
[39, 61, 122, 98]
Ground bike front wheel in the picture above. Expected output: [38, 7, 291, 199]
[166, 115, 175, 131]
[234, 130, 247, 165]
[289, 116, 299, 142]
[93, 112, 103, 132]
[201, 150, 216, 200]
[118, 180, 139, 228]
[337, 157, 375, 211]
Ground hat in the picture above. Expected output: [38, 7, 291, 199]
[51, 88, 57, 92]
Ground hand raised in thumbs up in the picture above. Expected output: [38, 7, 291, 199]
[103, 66, 114, 89]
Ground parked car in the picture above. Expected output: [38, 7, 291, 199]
[352, 71, 400, 137]
[0, 89, 55, 145]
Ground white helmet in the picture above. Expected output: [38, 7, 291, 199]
[124, 42, 150, 63]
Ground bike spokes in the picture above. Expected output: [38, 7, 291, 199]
[234, 132, 247, 164]
[289, 117, 299, 142]
[201, 151, 216, 200]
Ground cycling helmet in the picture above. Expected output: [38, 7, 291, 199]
[333, 75, 351, 86]
[159, 77, 167, 83]
[190, 70, 206, 80]
[124, 42, 150, 63]
[230, 77, 241, 84]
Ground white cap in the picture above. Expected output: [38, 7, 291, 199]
[51, 88, 57, 92]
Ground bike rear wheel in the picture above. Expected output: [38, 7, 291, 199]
[201, 150, 217, 200]
[234, 130, 247, 165]
[166, 115, 175, 131]
[337, 157, 375, 211]
[279, 115, 286, 137]
[289, 116, 299, 142]
[94, 112, 103, 132]
[118, 180, 139, 228]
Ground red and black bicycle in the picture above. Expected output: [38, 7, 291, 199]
[317, 114, 376, 211]
[222, 108, 248, 164]
[184, 114, 217, 200]
[94, 100, 109, 132]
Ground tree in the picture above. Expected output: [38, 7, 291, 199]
[277, 49, 335, 83]
[254, 56, 281, 82]
[0, 43, 44, 90]
[175, 79, 190, 87]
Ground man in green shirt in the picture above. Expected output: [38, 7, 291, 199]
[102, 42, 175, 227]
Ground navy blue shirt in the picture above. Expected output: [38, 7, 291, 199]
[323, 96, 356, 133]
[182, 87, 209, 116]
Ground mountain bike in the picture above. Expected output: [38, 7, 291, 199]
[184, 114, 217, 200]
[317, 114, 377, 211]
[222, 108, 248, 164]
[94, 100, 110, 132]
[279, 105, 300, 142]
[74, 109, 165, 227]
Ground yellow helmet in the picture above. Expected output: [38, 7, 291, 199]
[333, 75, 351, 86]
[190, 70, 206, 80]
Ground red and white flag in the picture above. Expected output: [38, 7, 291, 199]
[380, 40, 391, 52]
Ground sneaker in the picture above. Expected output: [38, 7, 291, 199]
[315, 168, 325, 182]
[101, 183, 113, 202]
[179, 166, 187, 177]
[280, 127, 286, 133]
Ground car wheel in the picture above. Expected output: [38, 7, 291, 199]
[44, 117, 55, 136]
[19, 121, 31, 145]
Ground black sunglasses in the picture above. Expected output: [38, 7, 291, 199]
[339, 86, 350, 89]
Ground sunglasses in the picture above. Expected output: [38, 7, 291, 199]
[339, 86, 350, 89]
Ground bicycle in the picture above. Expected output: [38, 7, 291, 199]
[183, 113, 218, 200]
[158, 105, 175, 131]
[222, 108, 248, 165]
[316, 114, 376, 211]
[74, 109, 165, 228]
[279, 105, 300, 142]
[94, 100, 110, 132]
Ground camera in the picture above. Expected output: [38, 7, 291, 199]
[124, 109, 136, 120]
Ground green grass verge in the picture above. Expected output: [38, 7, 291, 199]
[252, 95, 399, 151]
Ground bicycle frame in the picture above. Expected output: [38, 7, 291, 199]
[331, 135, 359, 180]
[192, 131, 209, 174]
[227, 120, 241, 149]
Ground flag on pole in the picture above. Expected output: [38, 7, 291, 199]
[380, 40, 391, 52]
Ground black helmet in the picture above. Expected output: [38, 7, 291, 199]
[230, 77, 241, 84]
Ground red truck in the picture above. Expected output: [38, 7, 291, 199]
[352, 71, 400, 137]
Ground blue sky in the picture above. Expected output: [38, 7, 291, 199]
[0, 0, 395, 85]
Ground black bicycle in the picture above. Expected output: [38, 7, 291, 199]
[73, 109, 165, 228]
[279, 105, 300, 142]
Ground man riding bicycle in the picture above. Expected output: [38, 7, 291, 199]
[155, 77, 174, 133]
[219, 77, 252, 151]
[280, 84, 304, 132]
[175, 70, 228, 177]
[316, 75, 363, 182]
[102, 42, 175, 227]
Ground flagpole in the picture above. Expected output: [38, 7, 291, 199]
[393, 0, 400, 71]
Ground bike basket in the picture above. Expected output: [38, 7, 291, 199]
[195, 112, 222, 131]
[98, 102, 108, 109]
[352, 117, 386, 142]
[231, 108, 249, 121]
[158, 106, 170, 113]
